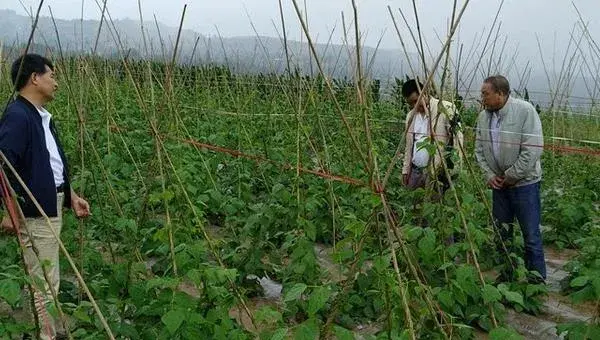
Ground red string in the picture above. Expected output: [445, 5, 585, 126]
[106, 124, 600, 191]
[406, 130, 600, 157]
[172, 136, 367, 187]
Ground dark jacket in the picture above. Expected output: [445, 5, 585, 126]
[0, 95, 72, 217]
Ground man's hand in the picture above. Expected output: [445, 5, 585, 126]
[502, 176, 517, 188]
[71, 193, 90, 218]
[1, 216, 16, 234]
[402, 174, 409, 186]
[487, 176, 505, 190]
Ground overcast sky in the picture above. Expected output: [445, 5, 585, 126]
[2, 0, 599, 68]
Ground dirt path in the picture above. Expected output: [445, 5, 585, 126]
[4, 236, 590, 339]
[233, 244, 596, 339]
[500, 247, 595, 339]
[312, 243, 597, 339]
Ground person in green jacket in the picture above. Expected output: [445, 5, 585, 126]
[475, 75, 546, 282]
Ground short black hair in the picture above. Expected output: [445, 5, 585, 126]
[484, 75, 510, 96]
[401, 79, 425, 98]
[11, 54, 54, 91]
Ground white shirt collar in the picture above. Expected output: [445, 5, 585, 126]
[37, 107, 52, 119]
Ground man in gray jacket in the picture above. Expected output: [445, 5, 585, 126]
[475, 75, 546, 282]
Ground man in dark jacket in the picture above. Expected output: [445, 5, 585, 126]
[0, 54, 90, 340]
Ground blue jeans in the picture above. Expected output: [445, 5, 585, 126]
[492, 181, 546, 280]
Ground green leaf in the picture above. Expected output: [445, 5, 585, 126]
[204, 267, 238, 284]
[525, 283, 546, 297]
[284, 283, 307, 302]
[334, 325, 355, 340]
[304, 220, 317, 242]
[456, 266, 480, 298]
[489, 327, 524, 340]
[307, 286, 332, 315]
[497, 283, 509, 293]
[187, 269, 203, 286]
[368, 195, 382, 208]
[255, 306, 282, 325]
[146, 277, 179, 291]
[115, 218, 137, 233]
[73, 307, 91, 324]
[294, 318, 319, 340]
[571, 285, 595, 304]
[456, 266, 476, 286]
[571, 276, 591, 288]
[270, 328, 288, 340]
[556, 322, 600, 340]
[272, 183, 286, 194]
[0, 279, 20, 306]
[503, 290, 524, 306]
[418, 230, 436, 256]
[162, 309, 185, 334]
[437, 290, 454, 309]
[405, 226, 423, 241]
[71, 329, 88, 337]
[344, 221, 366, 239]
[592, 278, 600, 298]
[482, 285, 502, 304]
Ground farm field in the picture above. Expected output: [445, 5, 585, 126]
[1, 0, 600, 338]
[0, 57, 598, 339]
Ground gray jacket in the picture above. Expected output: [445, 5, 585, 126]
[475, 97, 543, 187]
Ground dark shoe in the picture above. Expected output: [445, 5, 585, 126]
[527, 272, 546, 285]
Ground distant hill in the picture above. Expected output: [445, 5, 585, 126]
[0, 9, 595, 109]
[0, 9, 416, 80]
